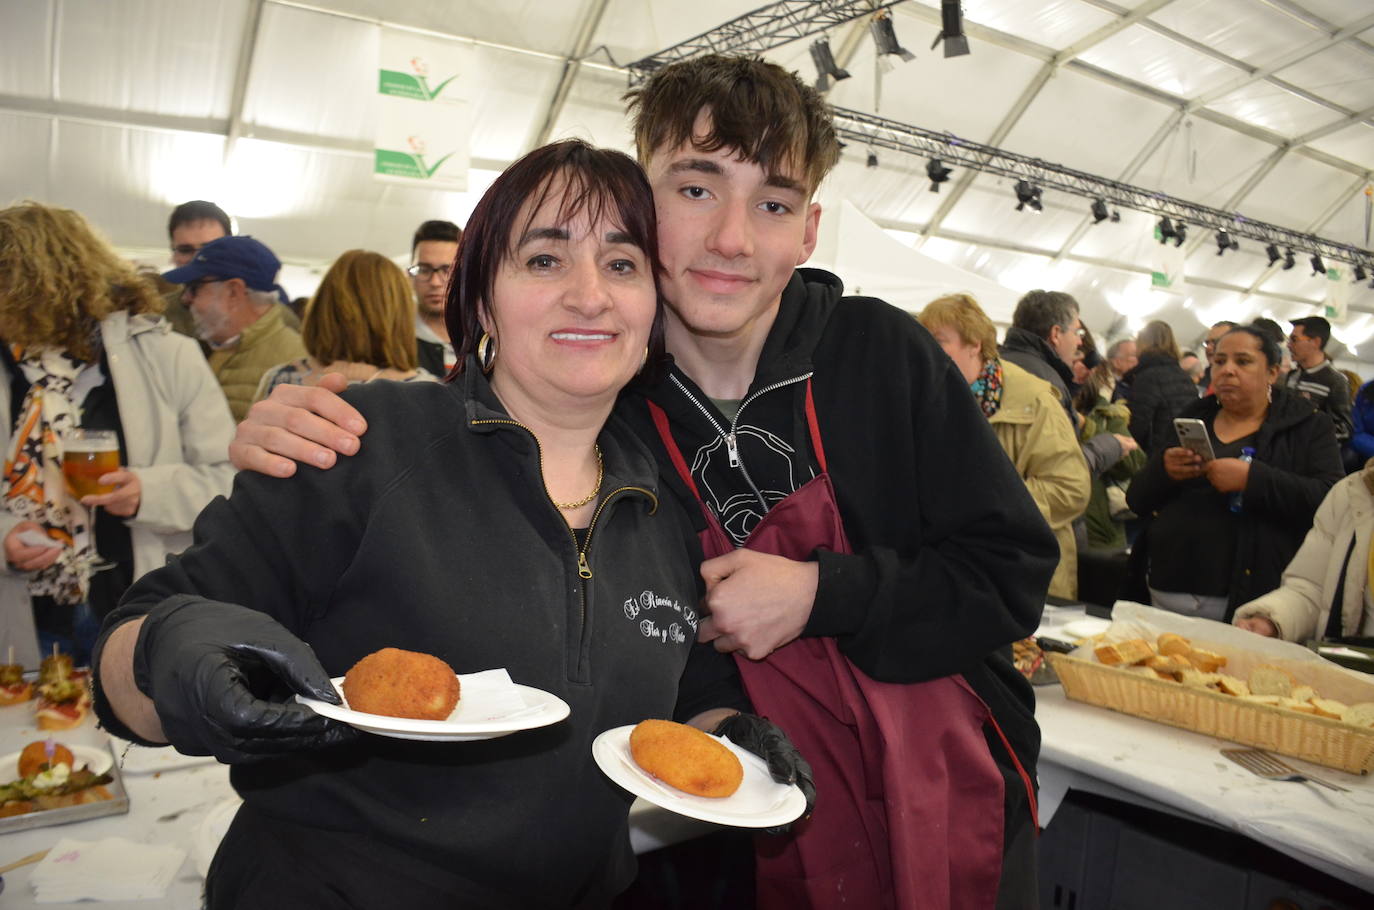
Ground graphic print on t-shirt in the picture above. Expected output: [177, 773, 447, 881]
[688, 422, 816, 546]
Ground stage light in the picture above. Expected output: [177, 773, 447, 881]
[1157, 217, 1177, 244]
[1173, 222, 1187, 247]
[809, 37, 851, 92]
[1282, 249, 1295, 270]
[1265, 243, 1281, 266]
[866, 151, 879, 169]
[932, 0, 970, 58]
[870, 11, 915, 62]
[1311, 253, 1326, 276]
[1215, 230, 1239, 256]
[1014, 181, 1042, 213]
[927, 158, 952, 192]
[1090, 199, 1109, 224]
[1355, 264, 1368, 283]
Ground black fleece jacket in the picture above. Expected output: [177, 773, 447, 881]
[1121, 351, 1200, 456]
[95, 368, 743, 908]
[1126, 387, 1343, 615]
[624, 268, 1059, 812]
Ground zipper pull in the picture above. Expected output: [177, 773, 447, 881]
[577, 550, 592, 579]
[726, 432, 740, 468]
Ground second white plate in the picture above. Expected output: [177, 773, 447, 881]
[592, 725, 807, 829]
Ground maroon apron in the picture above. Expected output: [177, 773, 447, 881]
[648, 381, 1037, 909]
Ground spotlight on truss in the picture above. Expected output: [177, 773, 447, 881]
[1090, 199, 1109, 224]
[1355, 264, 1368, 283]
[927, 158, 952, 192]
[932, 0, 970, 58]
[1215, 230, 1239, 256]
[1310, 253, 1326, 277]
[866, 151, 879, 169]
[809, 37, 851, 92]
[1282, 249, 1296, 270]
[870, 11, 915, 62]
[1173, 222, 1187, 247]
[1265, 243, 1281, 267]
[1157, 217, 1177, 245]
[1014, 181, 1042, 213]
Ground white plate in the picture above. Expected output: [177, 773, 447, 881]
[0, 743, 113, 778]
[592, 725, 807, 829]
[296, 676, 570, 741]
[192, 797, 243, 878]
[1061, 618, 1112, 640]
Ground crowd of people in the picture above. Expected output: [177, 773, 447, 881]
[0, 49, 1370, 910]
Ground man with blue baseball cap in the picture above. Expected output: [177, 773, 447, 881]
[163, 236, 305, 421]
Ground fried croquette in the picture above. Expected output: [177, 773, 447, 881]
[629, 719, 743, 798]
[342, 648, 460, 720]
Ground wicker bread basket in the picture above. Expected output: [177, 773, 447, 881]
[1047, 652, 1374, 775]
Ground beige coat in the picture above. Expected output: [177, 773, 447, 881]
[1233, 460, 1374, 641]
[207, 305, 306, 421]
[990, 360, 1091, 599]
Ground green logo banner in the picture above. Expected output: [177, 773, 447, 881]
[374, 149, 459, 180]
[378, 69, 460, 101]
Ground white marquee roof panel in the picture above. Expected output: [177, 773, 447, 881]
[1239, 154, 1358, 230]
[308, 0, 598, 58]
[0, 2, 54, 99]
[1000, 67, 1173, 180]
[954, 0, 1114, 51]
[1150, 0, 1316, 66]
[1076, 24, 1249, 99]
[57, 0, 246, 119]
[1128, 115, 1279, 211]
[1276, 42, 1374, 112]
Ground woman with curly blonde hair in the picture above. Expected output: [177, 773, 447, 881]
[0, 203, 235, 666]
[255, 250, 436, 399]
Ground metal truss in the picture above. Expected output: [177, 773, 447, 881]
[626, 0, 902, 82]
[836, 108, 1372, 270]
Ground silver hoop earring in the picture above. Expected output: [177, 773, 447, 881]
[477, 332, 498, 374]
[1266, 382, 1273, 403]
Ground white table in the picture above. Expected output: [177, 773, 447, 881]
[1034, 606, 1374, 894]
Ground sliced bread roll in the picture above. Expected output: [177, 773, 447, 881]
[1156, 633, 1193, 658]
[1185, 648, 1228, 673]
[1214, 675, 1250, 697]
[1309, 698, 1348, 720]
[1248, 665, 1296, 697]
[1290, 685, 1316, 703]
[1095, 639, 1155, 666]
[1239, 694, 1284, 706]
[1341, 702, 1374, 728]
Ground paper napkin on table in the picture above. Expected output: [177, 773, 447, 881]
[30, 836, 185, 902]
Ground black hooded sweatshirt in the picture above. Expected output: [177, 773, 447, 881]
[623, 268, 1059, 839]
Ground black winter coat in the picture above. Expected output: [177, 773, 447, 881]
[1125, 387, 1344, 615]
[1121, 350, 1200, 456]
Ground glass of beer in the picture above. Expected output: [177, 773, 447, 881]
[62, 429, 119, 572]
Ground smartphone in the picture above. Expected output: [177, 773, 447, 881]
[1174, 417, 1215, 461]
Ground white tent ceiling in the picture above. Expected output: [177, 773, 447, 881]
[2, 0, 1372, 362]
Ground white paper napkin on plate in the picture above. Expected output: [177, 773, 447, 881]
[30, 836, 186, 902]
[453, 668, 539, 722]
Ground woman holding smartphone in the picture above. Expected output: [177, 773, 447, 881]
[1125, 325, 1343, 619]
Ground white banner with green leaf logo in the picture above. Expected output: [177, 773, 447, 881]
[374, 30, 472, 190]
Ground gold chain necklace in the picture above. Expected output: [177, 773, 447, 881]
[550, 445, 603, 510]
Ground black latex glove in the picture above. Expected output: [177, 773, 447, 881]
[132, 598, 357, 764]
[713, 712, 816, 833]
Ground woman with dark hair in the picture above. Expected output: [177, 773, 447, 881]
[90, 141, 803, 907]
[1126, 325, 1343, 620]
[1119, 319, 1201, 456]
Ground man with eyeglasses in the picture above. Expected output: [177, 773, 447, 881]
[164, 235, 305, 421]
[408, 220, 462, 377]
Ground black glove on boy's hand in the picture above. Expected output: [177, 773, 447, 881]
[133, 597, 356, 764]
[713, 712, 816, 832]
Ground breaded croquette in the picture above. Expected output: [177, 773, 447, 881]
[629, 718, 743, 798]
[343, 648, 460, 720]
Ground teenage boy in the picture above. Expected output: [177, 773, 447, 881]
[228, 55, 1055, 908]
